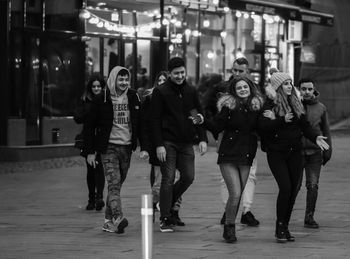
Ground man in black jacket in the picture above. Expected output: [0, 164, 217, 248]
[150, 57, 207, 232]
[84, 66, 145, 234]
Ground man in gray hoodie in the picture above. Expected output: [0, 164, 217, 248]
[84, 66, 145, 234]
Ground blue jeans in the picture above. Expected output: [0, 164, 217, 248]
[159, 141, 195, 219]
[302, 150, 323, 216]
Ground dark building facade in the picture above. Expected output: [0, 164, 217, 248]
[0, 0, 345, 155]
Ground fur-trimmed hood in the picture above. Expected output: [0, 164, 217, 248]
[216, 93, 264, 112]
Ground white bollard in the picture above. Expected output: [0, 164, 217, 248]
[141, 194, 153, 259]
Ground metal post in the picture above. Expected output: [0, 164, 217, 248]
[141, 194, 153, 259]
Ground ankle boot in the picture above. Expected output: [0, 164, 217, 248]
[304, 212, 319, 228]
[86, 193, 95, 210]
[95, 194, 105, 211]
[285, 224, 295, 242]
[275, 221, 287, 243]
[172, 210, 185, 226]
[223, 224, 237, 243]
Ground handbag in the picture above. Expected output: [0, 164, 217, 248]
[74, 132, 84, 150]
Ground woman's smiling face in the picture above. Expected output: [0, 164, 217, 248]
[235, 80, 251, 100]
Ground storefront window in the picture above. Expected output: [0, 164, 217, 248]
[104, 38, 120, 78]
[42, 37, 84, 116]
[26, 0, 42, 28]
[85, 37, 101, 76]
[136, 40, 151, 89]
[11, 0, 23, 28]
[200, 13, 224, 76]
[45, 0, 80, 31]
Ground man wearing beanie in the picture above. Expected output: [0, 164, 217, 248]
[150, 57, 208, 232]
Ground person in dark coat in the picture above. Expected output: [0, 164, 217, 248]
[140, 71, 184, 225]
[298, 78, 332, 229]
[203, 75, 264, 243]
[84, 66, 143, 234]
[150, 57, 208, 233]
[258, 72, 329, 243]
[74, 73, 106, 211]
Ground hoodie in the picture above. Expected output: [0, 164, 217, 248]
[107, 66, 132, 145]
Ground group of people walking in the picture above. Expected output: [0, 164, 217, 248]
[74, 56, 332, 243]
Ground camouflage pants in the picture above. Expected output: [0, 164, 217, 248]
[101, 143, 132, 220]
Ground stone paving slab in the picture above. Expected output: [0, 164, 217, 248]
[0, 134, 350, 258]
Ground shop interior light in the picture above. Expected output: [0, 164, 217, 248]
[175, 21, 182, 27]
[192, 30, 200, 37]
[220, 31, 227, 39]
[203, 18, 210, 28]
[162, 19, 170, 25]
[169, 44, 174, 52]
[207, 51, 214, 59]
[236, 11, 242, 18]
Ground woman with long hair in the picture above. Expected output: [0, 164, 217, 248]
[203, 75, 264, 243]
[258, 72, 329, 243]
[74, 73, 106, 211]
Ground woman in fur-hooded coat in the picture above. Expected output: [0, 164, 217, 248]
[204, 75, 264, 243]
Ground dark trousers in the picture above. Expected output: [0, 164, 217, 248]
[267, 149, 303, 224]
[86, 154, 105, 201]
[302, 150, 323, 218]
[159, 141, 195, 219]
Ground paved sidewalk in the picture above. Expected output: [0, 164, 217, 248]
[0, 133, 350, 259]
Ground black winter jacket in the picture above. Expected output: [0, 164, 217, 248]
[83, 88, 142, 155]
[258, 99, 318, 153]
[205, 103, 259, 165]
[150, 79, 207, 147]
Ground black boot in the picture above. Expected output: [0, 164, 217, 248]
[223, 224, 237, 243]
[304, 212, 319, 228]
[95, 194, 105, 211]
[220, 212, 226, 225]
[172, 210, 185, 226]
[275, 221, 287, 243]
[86, 193, 95, 210]
[285, 224, 295, 242]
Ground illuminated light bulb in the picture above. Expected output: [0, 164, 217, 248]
[220, 31, 227, 39]
[203, 19, 210, 28]
[236, 11, 242, 18]
[213, 0, 219, 5]
[79, 10, 91, 19]
[263, 14, 269, 20]
[207, 51, 214, 59]
[243, 13, 249, 19]
[224, 7, 230, 12]
[192, 30, 199, 37]
[162, 19, 169, 25]
[175, 21, 182, 27]
[97, 21, 104, 28]
[274, 16, 280, 22]
[88, 17, 99, 24]
[169, 44, 174, 51]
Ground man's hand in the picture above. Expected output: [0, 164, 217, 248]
[87, 153, 97, 168]
[198, 141, 207, 155]
[156, 146, 166, 162]
[189, 113, 204, 125]
[139, 150, 149, 160]
[316, 136, 329, 151]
